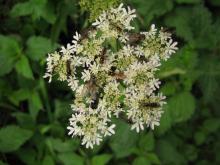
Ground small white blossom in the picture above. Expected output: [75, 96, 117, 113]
[60, 43, 74, 55]
[90, 62, 100, 74]
[165, 39, 178, 56]
[67, 77, 79, 91]
[81, 70, 91, 82]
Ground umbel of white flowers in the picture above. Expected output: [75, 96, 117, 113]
[44, 3, 178, 149]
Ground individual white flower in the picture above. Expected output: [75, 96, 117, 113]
[90, 62, 100, 74]
[103, 124, 116, 136]
[159, 28, 171, 43]
[75, 85, 85, 95]
[149, 78, 161, 91]
[73, 31, 81, 41]
[43, 73, 52, 83]
[67, 77, 79, 91]
[72, 32, 82, 54]
[165, 39, 178, 56]
[71, 56, 82, 67]
[60, 43, 74, 55]
[81, 70, 91, 82]
[44, 52, 60, 83]
[131, 119, 144, 133]
[122, 45, 134, 57]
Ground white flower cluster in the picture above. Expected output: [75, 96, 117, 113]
[44, 3, 178, 148]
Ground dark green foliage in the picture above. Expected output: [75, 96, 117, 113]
[0, 0, 220, 164]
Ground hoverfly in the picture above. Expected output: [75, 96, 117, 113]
[128, 33, 145, 44]
[66, 60, 72, 77]
[100, 48, 107, 64]
[112, 72, 126, 80]
[141, 102, 160, 108]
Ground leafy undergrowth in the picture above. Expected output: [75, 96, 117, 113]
[0, 0, 220, 165]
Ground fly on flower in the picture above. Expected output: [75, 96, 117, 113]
[44, 3, 178, 149]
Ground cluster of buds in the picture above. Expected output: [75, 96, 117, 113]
[44, 3, 178, 148]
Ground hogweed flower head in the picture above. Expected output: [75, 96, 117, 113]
[44, 3, 178, 148]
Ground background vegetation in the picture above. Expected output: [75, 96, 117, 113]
[0, 0, 220, 164]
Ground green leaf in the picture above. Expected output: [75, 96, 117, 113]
[10, 0, 55, 23]
[166, 46, 198, 91]
[158, 46, 198, 84]
[15, 55, 34, 79]
[58, 153, 84, 165]
[202, 118, 220, 134]
[110, 119, 138, 158]
[0, 125, 33, 152]
[41, 3, 56, 24]
[175, 0, 201, 4]
[10, 2, 33, 17]
[9, 88, 31, 106]
[28, 90, 43, 120]
[156, 140, 186, 164]
[132, 157, 151, 165]
[160, 82, 177, 96]
[0, 161, 7, 165]
[54, 100, 72, 119]
[168, 92, 196, 123]
[156, 105, 172, 135]
[146, 153, 160, 165]
[0, 35, 20, 76]
[42, 155, 55, 165]
[198, 57, 220, 103]
[30, 0, 47, 20]
[12, 112, 35, 129]
[165, 5, 215, 49]
[91, 154, 112, 165]
[182, 144, 198, 161]
[16, 148, 38, 165]
[46, 138, 79, 153]
[130, 0, 173, 25]
[209, 0, 220, 6]
[26, 36, 57, 61]
[194, 131, 206, 145]
[138, 132, 155, 152]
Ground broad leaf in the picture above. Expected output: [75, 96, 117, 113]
[42, 155, 55, 165]
[130, 0, 173, 26]
[91, 154, 112, 165]
[15, 55, 34, 79]
[28, 90, 43, 120]
[168, 92, 196, 123]
[16, 148, 38, 165]
[58, 153, 84, 165]
[11, 0, 56, 24]
[156, 105, 172, 135]
[0, 125, 33, 152]
[165, 5, 215, 49]
[109, 119, 138, 158]
[132, 157, 151, 165]
[26, 36, 57, 61]
[156, 140, 186, 164]
[9, 88, 31, 106]
[198, 57, 220, 103]
[0, 35, 20, 76]
[46, 138, 79, 153]
[175, 0, 201, 4]
[138, 132, 155, 152]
